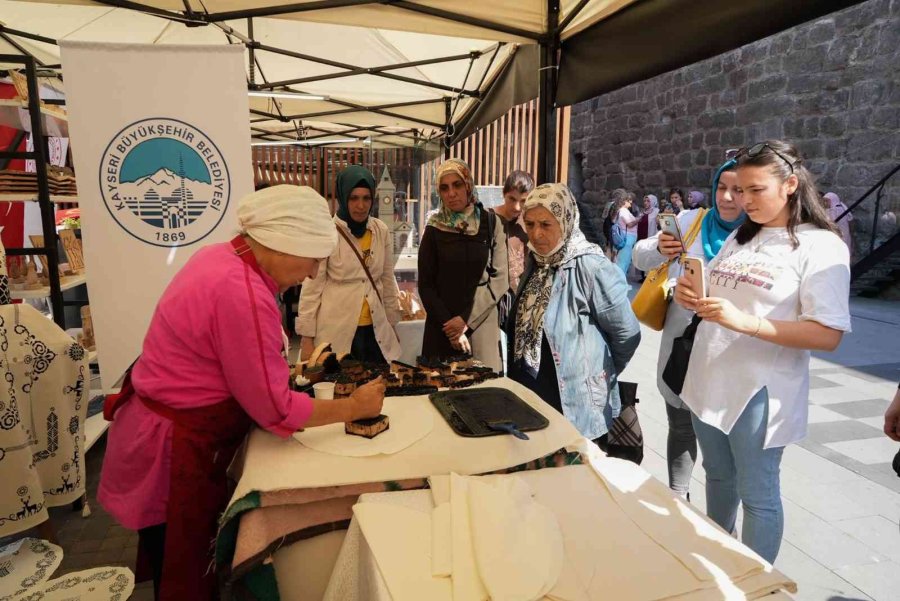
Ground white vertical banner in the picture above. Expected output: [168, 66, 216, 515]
[60, 42, 252, 391]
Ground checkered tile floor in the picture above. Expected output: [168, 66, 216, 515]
[803, 365, 900, 494]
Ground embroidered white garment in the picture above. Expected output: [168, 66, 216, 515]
[0, 304, 90, 538]
[681, 225, 851, 448]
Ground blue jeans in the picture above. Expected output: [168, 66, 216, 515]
[615, 233, 638, 274]
[691, 388, 785, 563]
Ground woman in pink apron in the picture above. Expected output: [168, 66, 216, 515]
[100, 185, 385, 600]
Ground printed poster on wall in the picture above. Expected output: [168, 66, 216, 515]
[60, 42, 252, 391]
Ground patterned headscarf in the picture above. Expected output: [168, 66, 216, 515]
[336, 165, 376, 238]
[427, 159, 481, 235]
[514, 183, 602, 375]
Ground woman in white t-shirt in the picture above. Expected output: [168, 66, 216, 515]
[674, 140, 851, 563]
[614, 195, 639, 275]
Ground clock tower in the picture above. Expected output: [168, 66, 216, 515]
[376, 166, 396, 224]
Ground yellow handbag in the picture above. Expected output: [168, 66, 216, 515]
[631, 209, 707, 330]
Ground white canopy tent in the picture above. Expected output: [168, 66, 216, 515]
[1, 0, 865, 180]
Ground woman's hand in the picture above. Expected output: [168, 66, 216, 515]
[884, 389, 900, 442]
[347, 377, 386, 421]
[657, 232, 684, 258]
[450, 333, 472, 355]
[299, 336, 315, 361]
[443, 316, 467, 340]
[673, 276, 700, 311]
[695, 297, 757, 334]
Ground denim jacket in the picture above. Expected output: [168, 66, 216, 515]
[508, 252, 641, 439]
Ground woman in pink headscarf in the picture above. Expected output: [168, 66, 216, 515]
[824, 192, 853, 252]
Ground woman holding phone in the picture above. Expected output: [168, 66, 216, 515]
[674, 140, 851, 562]
[632, 156, 744, 499]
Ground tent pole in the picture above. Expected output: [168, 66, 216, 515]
[537, 0, 560, 184]
[443, 98, 451, 160]
[247, 18, 256, 85]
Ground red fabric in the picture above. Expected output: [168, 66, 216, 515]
[1, 83, 28, 289]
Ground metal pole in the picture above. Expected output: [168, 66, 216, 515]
[247, 18, 256, 85]
[537, 0, 560, 184]
[443, 98, 452, 160]
[871, 184, 884, 256]
[24, 57, 66, 327]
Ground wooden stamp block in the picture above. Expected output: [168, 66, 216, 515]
[345, 414, 390, 438]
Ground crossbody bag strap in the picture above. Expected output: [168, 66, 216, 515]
[682, 208, 708, 249]
[336, 225, 383, 305]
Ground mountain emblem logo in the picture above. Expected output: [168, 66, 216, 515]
[99, 117, 231, 247]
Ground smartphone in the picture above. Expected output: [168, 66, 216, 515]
[681, 256, 707, 299]
[657, 213, 683, 245]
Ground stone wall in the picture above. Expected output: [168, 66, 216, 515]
[570, 0, 900, 254]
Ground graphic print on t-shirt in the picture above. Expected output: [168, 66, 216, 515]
[709, 249, 785, 292]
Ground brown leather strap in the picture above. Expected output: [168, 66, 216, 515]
[336, 225, 383, 305]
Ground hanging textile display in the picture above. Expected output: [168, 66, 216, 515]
[0, 240, 89, 537]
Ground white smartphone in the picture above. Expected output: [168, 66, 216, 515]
[657, 213, 683, 245]
[681, 256, 707, 299]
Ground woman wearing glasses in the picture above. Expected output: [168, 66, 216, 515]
[674, 140, 851, 562]
[632, 156, 745, 500]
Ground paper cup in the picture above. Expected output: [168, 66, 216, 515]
[313, 382, 335, 400]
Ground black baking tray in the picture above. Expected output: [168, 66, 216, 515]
[429, 387, 550, 437]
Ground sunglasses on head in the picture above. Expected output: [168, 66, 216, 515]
[725, 143, 799, 173]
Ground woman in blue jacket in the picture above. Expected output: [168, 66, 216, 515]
[507, 183, 641, 443]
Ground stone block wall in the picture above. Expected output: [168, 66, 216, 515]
[570, 0, 900, 254]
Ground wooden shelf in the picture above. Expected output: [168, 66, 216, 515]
[0, 193, 78, 203]
[84, 411, 109, 453]
[10, 273, 87, 300]
[0, 98, 68, 137]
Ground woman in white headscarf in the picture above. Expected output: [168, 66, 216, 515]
[507, 183, 641, 443]
[638, 194, 660, 240]
[99, 185, 386, 601]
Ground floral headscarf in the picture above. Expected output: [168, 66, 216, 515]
[514, 183, 602, 375]
[428, 159, 481, 235]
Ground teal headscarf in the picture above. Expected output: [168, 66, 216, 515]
[701, 159, 745, 261]
[336, 165, 376, 238]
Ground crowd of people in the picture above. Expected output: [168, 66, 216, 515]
[99, 138, 887, 599]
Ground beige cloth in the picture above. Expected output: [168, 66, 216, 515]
[296, 216, 402, 360]
[331, 465, 796, 601]
[228, 378, 582, 502]
[467, 212, 509, 372]
[237, 184, 337, 259]
[0, 304, 90, 538]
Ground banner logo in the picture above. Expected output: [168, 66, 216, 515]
[99, 118, 231, 247]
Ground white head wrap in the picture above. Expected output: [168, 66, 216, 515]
[237, 185, 337, 259]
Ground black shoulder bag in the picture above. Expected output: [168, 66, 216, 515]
[662, 315, 703, 395]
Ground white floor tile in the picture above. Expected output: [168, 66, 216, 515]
[809, 386, 884, 405]
[833, 515, 900, 563]
[782, 445, 865, 484]
[825, 437, 900, 465]
[807, 404, 851, 424]
[858, 416, 887, 431]
[776, 541, 874, 601]
[782, 499, 887, 570]
[818, 373, 897, 398]
[835, 561, 900, 601]
[780, 470, 876, 522]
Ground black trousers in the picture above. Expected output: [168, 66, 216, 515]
[138, 523, 167, 601]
